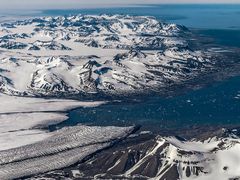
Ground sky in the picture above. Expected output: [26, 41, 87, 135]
[0, 0, 240, 10]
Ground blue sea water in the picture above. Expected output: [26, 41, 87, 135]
[12, 4, 240, 134]
[51, 4, 240, 134]
[58, 75, 240, 134]
[42, 4, 240, 48]
[43, 4, 240, 30]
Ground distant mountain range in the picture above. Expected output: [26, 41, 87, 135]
[0, 15, 215, 97]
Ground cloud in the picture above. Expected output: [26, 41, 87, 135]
[0, 0, 239, 10]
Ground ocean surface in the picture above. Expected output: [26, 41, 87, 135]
[53, 4, 240, 134]
[3, 4, 240, 135]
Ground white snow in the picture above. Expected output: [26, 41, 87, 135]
[0, 94, 106, 150]
[0, 113, 66, 150]
[0, 94, 105, 113]
[120, 135, 240, 180]
[0, 125, 135, 179]
[0, 14, 210, 96]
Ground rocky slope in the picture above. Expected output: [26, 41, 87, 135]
[30, 128, 240, 180]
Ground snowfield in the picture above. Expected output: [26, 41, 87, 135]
[0, 14, 214, 97]
[0, 14, 237, 180]
[0, 94, 105, 113]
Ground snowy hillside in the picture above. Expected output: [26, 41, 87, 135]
[37, 129, 240, 180]
[0, 15, 214, 97]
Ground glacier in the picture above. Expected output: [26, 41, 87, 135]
[36, 129, 240, 180]
[0, 125, 136, 179]
[0, 94, 106, 150]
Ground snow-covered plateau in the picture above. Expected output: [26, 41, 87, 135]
[0, 14, 217, 97]
[0, 15, 239, 180]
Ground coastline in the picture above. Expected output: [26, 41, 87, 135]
[0, 5, 240, 179]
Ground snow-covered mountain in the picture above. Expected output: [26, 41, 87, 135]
[1, 14, 239, 180]
[33, 128, 240, 180]
[0, 15, 214, 97]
